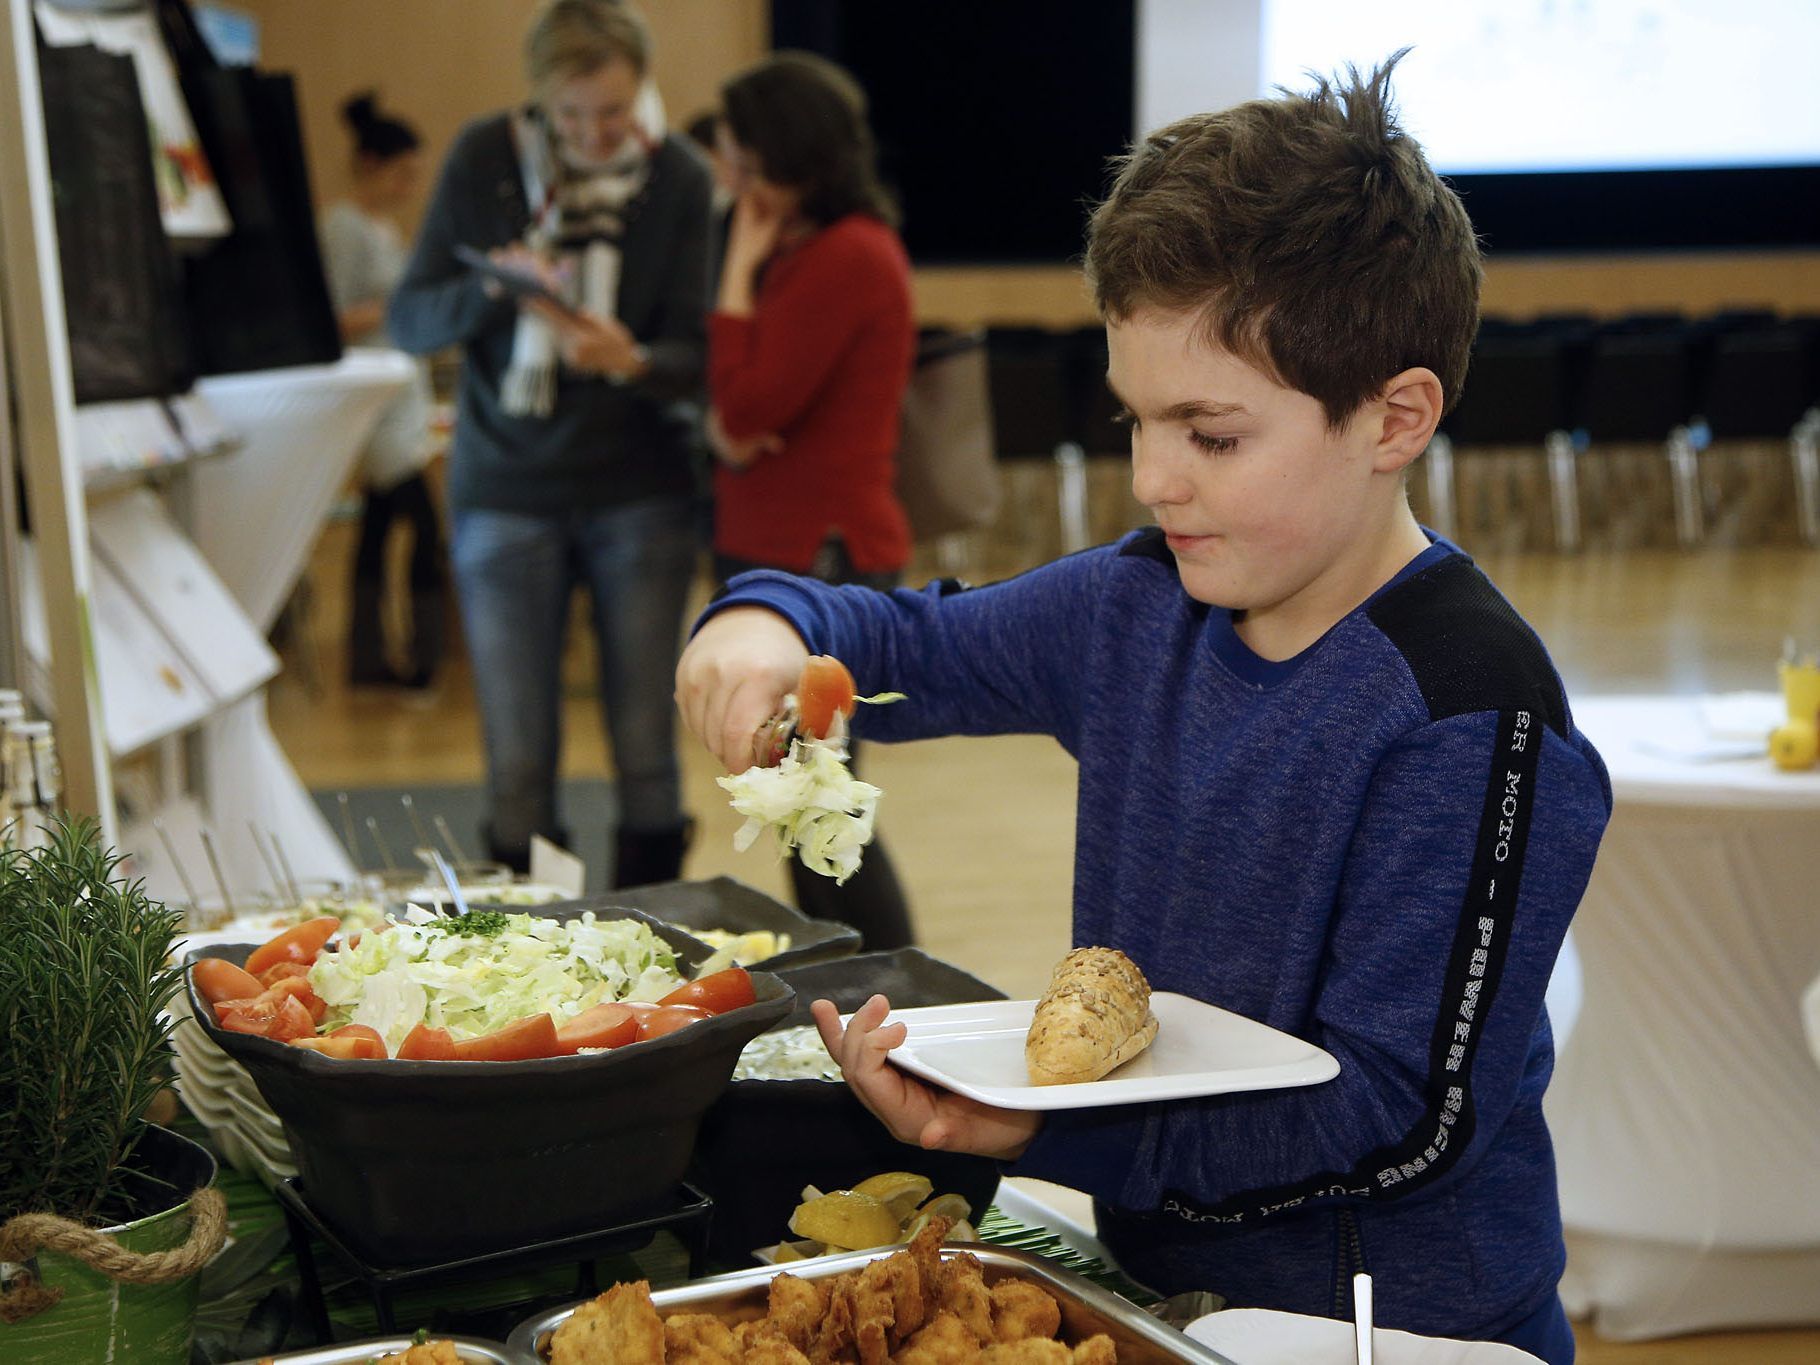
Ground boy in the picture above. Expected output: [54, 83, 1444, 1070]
[675, 58, 1609, 1361]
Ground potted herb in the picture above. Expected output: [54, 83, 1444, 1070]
[0, 818, 226, 1364]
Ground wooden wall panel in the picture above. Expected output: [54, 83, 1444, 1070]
[232, 1, 1820, 325]
[232, 0, 767, 230]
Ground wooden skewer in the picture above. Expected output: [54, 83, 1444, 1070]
[198, 827, 236, 920]
[153, 818, 203, 911]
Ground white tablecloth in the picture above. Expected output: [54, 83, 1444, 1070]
[193, 348, 414, 630]
[1547, 694, 1820, 1338]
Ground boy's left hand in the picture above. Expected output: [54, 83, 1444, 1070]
[812, 994, 1042, 1159]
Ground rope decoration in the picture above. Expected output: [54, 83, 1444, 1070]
[0, 1187, 226, 1325]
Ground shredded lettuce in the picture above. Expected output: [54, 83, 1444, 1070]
[306, 909, 684, 1050]
[717, 685, 905, 885]
[718, 732, 883, 884]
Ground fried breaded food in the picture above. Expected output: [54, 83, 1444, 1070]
[1025, 947, 1157, 1085]
[741, 1326, 816, 1365]
[764, 1270, 831, 1354]
[550, 1279, 667, 1365]
[890, 1310, 984, 1365]
[929, 1252, 994, 1344]
[988, 1280, 1063, 1344]
[374, 1344, 463, 1365]
[851, 1243, 928, 1365]
[543, 1231, 1116, 1365]
[980, 1341, 1072, 1365]
[665, 1311, 742, 1365]
[811, 1271, 858, 1365]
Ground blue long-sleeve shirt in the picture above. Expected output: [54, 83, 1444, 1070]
[704, 529, 1611, 1351]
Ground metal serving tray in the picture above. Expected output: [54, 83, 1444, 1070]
[507, 1244, 1238, 1365]
[224, 1333, 533, 1365]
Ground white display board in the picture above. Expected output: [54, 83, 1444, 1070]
[18, 489, 277, 758]
[192, 348, 415, 630]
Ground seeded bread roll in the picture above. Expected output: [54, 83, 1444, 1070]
[1025, 946, 1158, 1085]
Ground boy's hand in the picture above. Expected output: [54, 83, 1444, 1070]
[812, 995, 1042, 1159]
[675, 607, 809, 772]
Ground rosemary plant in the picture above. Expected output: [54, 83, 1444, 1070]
[0, 816, 185, 1225]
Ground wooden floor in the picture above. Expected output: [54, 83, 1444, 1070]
[269, 510, 1820, 1364]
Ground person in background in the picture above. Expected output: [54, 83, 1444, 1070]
[319, 92, 445, 692]
[705, 52, 916, 949]
[388, 0, 710, 885]
[683, 108, 736, 216]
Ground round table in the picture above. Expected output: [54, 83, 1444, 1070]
[1547, 693, 1820, 1339]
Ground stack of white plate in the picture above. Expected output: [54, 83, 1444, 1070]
[169, 1011, 297, 1188]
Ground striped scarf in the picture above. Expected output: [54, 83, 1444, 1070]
[500, 109, 653, 417]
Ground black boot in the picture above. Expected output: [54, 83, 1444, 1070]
[403, 589, 446, 689]
[483, 821, 570, 878]
[348, 576, 395, 686]
[611, 819, 694, 889]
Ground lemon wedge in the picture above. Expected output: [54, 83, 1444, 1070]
[788, 1191, 901, 1251]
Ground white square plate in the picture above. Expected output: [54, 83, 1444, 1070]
[872, 994, 1340, 1111]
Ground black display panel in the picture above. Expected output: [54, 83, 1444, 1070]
[771, 1, 1136, 264]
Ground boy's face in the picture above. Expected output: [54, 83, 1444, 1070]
[1107, 308, 1403, 631]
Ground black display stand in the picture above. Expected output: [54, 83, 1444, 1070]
[273, 1178, 715, 1338]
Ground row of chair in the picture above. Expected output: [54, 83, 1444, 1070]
[979, 314, 1820, 554]
[1429, 312, 1820, 548]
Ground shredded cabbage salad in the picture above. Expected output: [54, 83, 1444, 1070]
[732, 1024, 842, 1081]
[307, 909, 684, 1051]
[719, 733, 882, 884]
[719, 688, 904, 885]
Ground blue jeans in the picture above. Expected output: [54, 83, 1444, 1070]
[451, 498, 698, 857]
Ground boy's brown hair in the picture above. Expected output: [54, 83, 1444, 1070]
[1086, 52, 1482, 426]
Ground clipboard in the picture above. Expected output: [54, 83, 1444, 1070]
[453, 244, 582, 320]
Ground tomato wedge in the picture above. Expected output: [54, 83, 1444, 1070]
[291, 1032, 386, 1060]
[555, 1003, 640, 1054]
[264, 975, 327, 1023]
[396, 1023, 457, 1061]
[325, 1024, 387, 1055]
[245, 916, 340, 978]
[215, 992, 315, 1042]
[257, 961, 311, 987]
[796, 655, 857, 741]
[637, 1004, 711, 1040]
[658, 967, 756, 1016]
[451, 1013, 560, 1062]
[191, 958, 264, 1005]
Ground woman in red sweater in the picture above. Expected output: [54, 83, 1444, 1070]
[708, 51, 914, 949]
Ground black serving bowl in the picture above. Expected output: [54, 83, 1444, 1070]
[690, 948, 1007, 1265]
[579, 876, 862, 970]
[183, 908, 793, 1266]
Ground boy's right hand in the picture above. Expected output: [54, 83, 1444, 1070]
[675, 606, 809, 772]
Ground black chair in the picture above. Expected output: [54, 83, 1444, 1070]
[1574, 322, 1701, 545]
[1436, 326, 1581, 547]
[985, 326, 1089, 555]
[1068, 325, 1126, 457]
[1693, 319, 1820, 543]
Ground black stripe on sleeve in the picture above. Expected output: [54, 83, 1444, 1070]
[1155, 707, 1543, 1227]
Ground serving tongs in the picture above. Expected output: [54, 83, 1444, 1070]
[1353, 1271, 1374, 1365]
[427, 847, 472, 919]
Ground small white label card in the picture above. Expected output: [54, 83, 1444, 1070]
[530, 834, 586, 898]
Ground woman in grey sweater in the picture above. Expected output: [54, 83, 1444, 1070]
[389, 0, 711, 884]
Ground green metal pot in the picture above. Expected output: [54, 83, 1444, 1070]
[0, 1124, 218, 1365]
